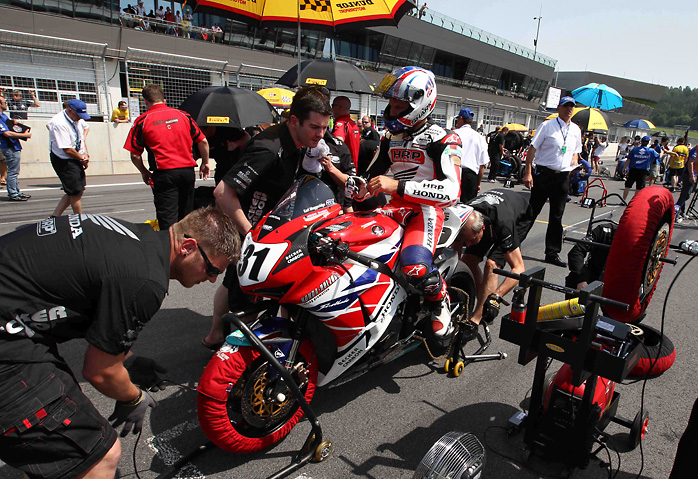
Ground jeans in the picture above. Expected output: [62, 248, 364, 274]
[1, 147, 21, 198]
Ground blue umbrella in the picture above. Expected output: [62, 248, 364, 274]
[571, 83, 623, 110]
[623, 119, 656, 129]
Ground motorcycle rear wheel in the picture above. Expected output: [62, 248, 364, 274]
[197, 340, 318, 453]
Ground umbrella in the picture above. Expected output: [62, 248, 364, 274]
[179, 86, 279, 128]
[502, 123, 528, 132]
[571, 83, 623, 110]
[195, 0, 414, 32]
[276, 58, 374, 93]
[546, 107, 610, 133]
[257, 87, 295, 108]
[623, 119, 656, 129]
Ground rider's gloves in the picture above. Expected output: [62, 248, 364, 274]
[109, 389, 157, 437]
[482, 293, 508, 324]
[345, 176, 369, 201]
[123, 355, 168, 392]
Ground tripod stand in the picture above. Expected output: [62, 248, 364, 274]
[685, 181, 698, 220]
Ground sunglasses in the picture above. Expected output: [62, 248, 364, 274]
[184, 234, 224, 276]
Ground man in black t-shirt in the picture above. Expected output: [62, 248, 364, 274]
[358, 115, 380, 175]
[0, 208, 239, 479]
[203, 86, 332, 349]
[456, 189, 533, 333]
[487, 126, 508, 181]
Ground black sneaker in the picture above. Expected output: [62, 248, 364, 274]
[18, 193, 31, 199]
[9, 195, 28, 202]
[545, 255, 567, 267]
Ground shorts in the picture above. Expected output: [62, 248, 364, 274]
[0, 361, 117, 479]
[624, 168, 648, 189]
[668, 168, 683, 178]
[649, 163, 661, 178]
[50, 153, 86, 196]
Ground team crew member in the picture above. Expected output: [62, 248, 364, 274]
[302, 131, 356, 212]
[125, 84, 210, 230]
[47, 99, 92, 217]
[523, 96, 583, 267]
[331, 96, 360, 171]
[622, 135, 659, 201]
[457, 189, 534, 337]
[0, 208, 239, 479]
[348, 66, 463, 342]
[453, 107, 488, 202]
[669, 138, 689, 191]
[675, 144, 697, 222]
[487, 126, 508, 182]
[565, 223, 617, 290]
[202, 86, 332, 349]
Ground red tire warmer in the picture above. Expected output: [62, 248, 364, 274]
[628, 324, 676, 378]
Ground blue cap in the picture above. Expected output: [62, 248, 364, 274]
[642, 135, 651, 141]
[458, 107, 474, 119]
[67, 99, 90, 120]
[558, 96, 576, 107]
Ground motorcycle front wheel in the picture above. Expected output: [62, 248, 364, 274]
[197, 340, 318, 453]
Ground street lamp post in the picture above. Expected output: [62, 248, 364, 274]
[533, 15, 542, 61]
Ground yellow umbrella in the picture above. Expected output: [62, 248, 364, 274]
[502, 123, 528, 132]
[545, 107, 610, 133]
[257, 87, 295, 108]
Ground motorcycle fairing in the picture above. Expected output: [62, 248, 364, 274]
[437, 203, 475, 248]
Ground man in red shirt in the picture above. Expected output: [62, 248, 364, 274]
[331, 96, 360, 171]
[125, 84, 210, 229]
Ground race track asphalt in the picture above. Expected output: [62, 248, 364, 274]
[0, 171, 696, 479]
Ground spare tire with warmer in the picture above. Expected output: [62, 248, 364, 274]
[628, 324, 676, 378]
[602, 186, 674, 323]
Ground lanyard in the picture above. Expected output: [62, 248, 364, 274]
[556, 117, 569, 147]
[63, 111, 82, 151]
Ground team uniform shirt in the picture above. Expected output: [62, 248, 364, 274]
[124, 103, 203, 170]
[222, 122, 305, 227]
[454, 124, 488, 174]
[488, 131, 505, 155]
[47, 110, 87, 159]
[464, 189, 532, 260]
[110, 107, 130, 122]
[0, 214, 170, 364]
[0, 113, 21, 151]
[365, 123, 462, 208]
[626, 146, 659, 171]
[531, 118, 583, 172]
[332, 114, 360, 170]
[670, 145, 689, 170]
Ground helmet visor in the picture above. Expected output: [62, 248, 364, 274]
[375, 73, 398, 98]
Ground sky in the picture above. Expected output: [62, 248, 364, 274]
[416, 0, 697, 89]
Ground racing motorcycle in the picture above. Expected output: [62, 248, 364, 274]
[197, 175, 476, 454]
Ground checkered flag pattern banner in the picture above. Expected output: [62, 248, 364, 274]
[300, 0, 331, 12]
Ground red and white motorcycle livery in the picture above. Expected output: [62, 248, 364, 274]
[197, 175, 475, 454]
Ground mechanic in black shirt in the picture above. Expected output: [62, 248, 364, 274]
[487, 126, 508, 182]
[455, 189, 534, 338]
[0, 208, 239, 479]
[202, 86, 332, 349]
[565, 222, 617, 290]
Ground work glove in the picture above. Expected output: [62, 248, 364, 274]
[344, 176, 369, 201]
[482, 293, 508, 324]
[123, 355, 168, 392]
[109, 389, 158, 437]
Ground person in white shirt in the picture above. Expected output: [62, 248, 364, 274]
[47, 99, 91, 218]
[453, 107, 488, 202]
[522, 96, 582, 267]
[134, 0, 145, 16]
[591, 135, 608, 174]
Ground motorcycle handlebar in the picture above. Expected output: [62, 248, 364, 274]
[492, 268, 630, 311]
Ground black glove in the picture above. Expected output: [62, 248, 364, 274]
[109, 389, 157, 437]
[482, 293, 507, 324]
[123, 355, 168, 392]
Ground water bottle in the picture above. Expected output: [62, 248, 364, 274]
[679, 240, 698, 254]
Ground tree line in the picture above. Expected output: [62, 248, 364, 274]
[651, 86, 698, 130]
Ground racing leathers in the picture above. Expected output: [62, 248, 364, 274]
[359, 122, 462, 303]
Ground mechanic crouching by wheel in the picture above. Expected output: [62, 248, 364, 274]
[454, 189, 534, 341]
[0, 208, 239, 479]
[565, 223, 617, 291]
[347, 66, 462, 346]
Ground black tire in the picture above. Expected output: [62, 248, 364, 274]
[629, 408, 649, 449]
[628, 325, 676, 378]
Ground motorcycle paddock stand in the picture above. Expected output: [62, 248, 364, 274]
[444, 321, 508, 378]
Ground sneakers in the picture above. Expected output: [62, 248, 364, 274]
[431, 296, 454, 338]
[9, 195, 28, 202]
[19, 193, 31, 199]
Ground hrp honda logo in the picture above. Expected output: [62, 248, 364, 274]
[390, 149, 425, 164]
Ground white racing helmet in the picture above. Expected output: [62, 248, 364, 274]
[376, 66, 437, 134]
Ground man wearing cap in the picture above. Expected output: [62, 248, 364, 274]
[454, 107, 488, 202]
[47, 99, 91, 217]
[523, 96, 582, 267]
[622, 135, 659, 201]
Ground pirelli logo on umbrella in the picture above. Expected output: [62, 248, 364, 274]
[300, 0, 331, 12]
[305, 78, 328, 85]
[207, 116, 230, 124]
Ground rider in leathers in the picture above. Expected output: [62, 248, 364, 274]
[347, 66, 463, 343]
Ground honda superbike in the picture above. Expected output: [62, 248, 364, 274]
[197, 175, 476, 454]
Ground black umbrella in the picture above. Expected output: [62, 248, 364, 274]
[276, 59, 374, 94]
[179, 86, 279, 128]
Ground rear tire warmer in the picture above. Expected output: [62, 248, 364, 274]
[602, 186, 674, 323]
[628, 325, 676, 378]
[197, 340, 318, 453]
